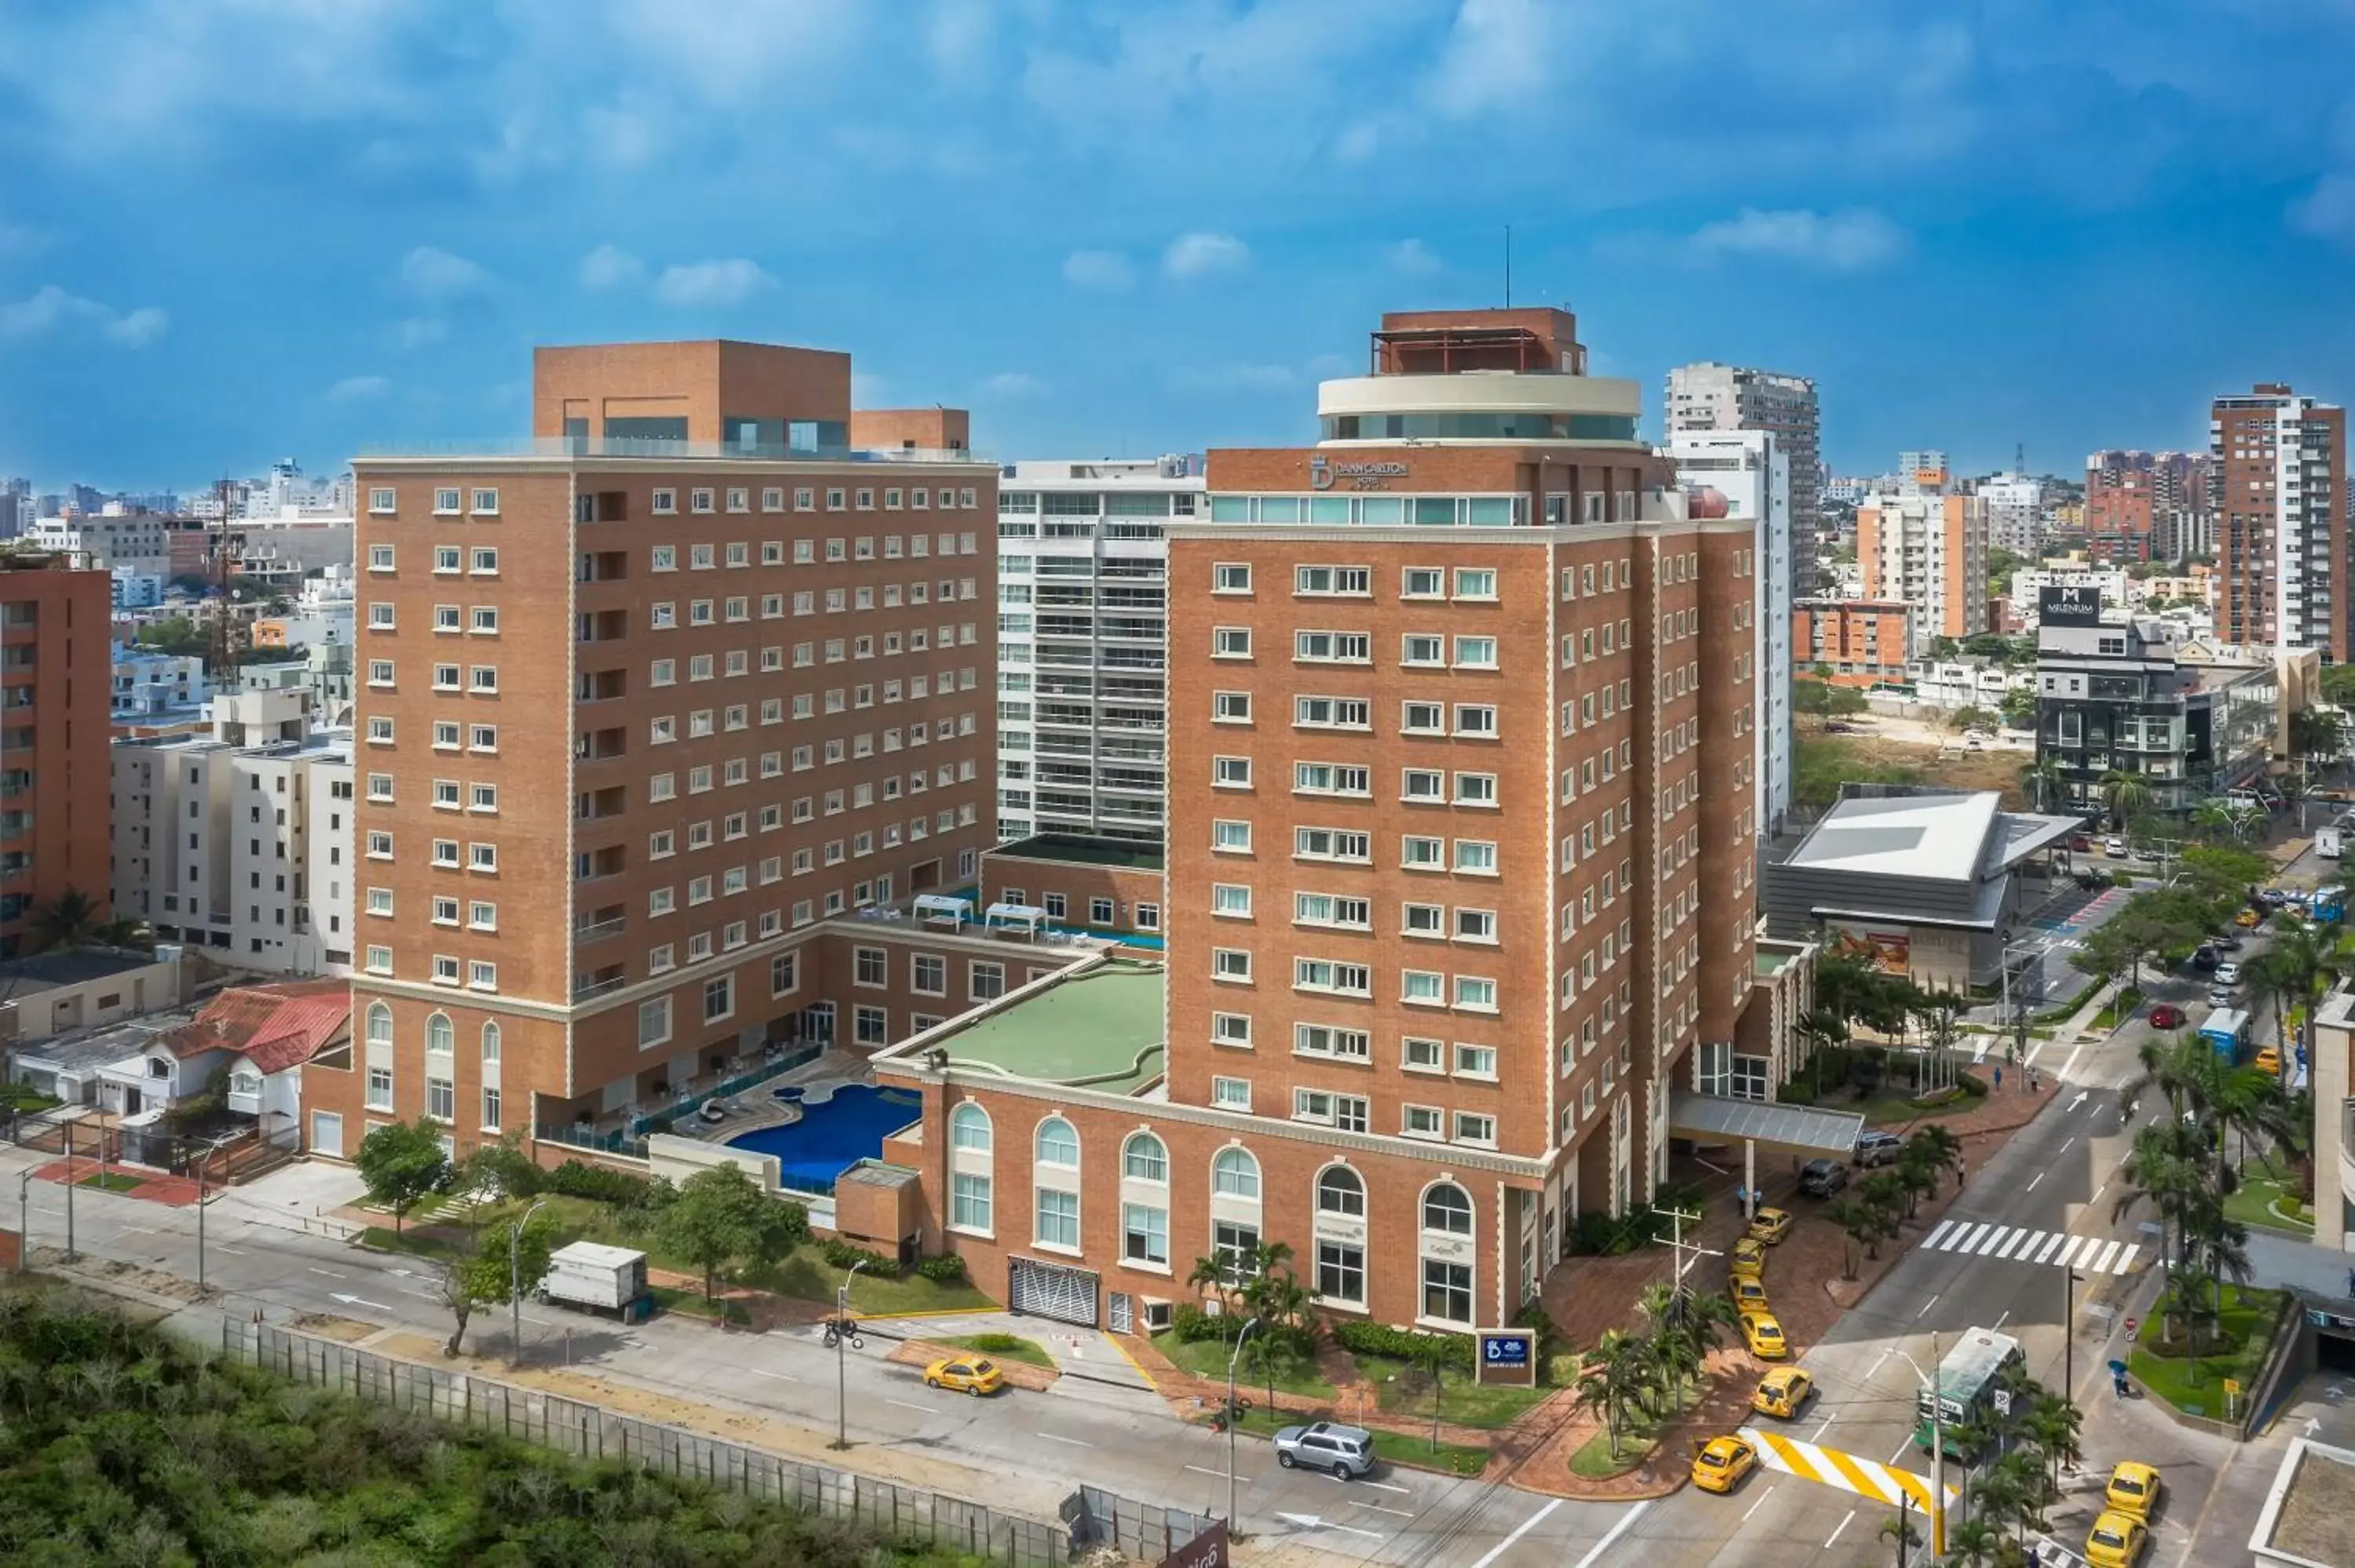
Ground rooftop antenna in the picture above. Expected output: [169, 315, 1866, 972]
[1503, 224, 1512, 308]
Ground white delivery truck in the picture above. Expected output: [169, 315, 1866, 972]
[539, 1241, 652, 1322]
[2320, 825, 2342, 860]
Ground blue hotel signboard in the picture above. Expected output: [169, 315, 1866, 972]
[1476, 1329, 1536, 1387]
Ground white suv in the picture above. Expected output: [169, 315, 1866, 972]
[1274, 1421, 1377, 1479]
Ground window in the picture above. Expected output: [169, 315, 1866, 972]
[1455, 1043, 1498, 1078]
[1294, 762, 1369, 797]
[1212, 819, 1252, 852]
[637, 996, 671, 1048]
[911, 954, 946, 995]
[1294, 959, 1370, 996]
[1212, 691, 1252, 724]
[855, 946, 887, 987]
[1211, 1012, 1252, 1046]
[1294, 827, 1370, 862]
[1318, 1241, 1365, 1304]
[1212, 1147, 1261, 1201]
[1401, 836, 1443, 870]
[1123, 1202, 1168, 1264]
[1211, 1077, 1251, 1110]
[1214, 563, 1251, 593]
[1454, 976, 1497, 1011]
[1294, 695, 1370, 729]
[1211, 884, 1253, 917]
[1123, 1132, 1168, 1180]
[1422, 1260, 1473, 1325]
[951, 1101, 992, 1151]
[1295, 630, 1371, 663]
[1213, 949, 1252, 982]
[1402, 970, 1444, 1004]
[1213, 756, 1252, 788]
[1453, 1112, 1496, 1146]
[952, 1173, 993, 1233]
[1404, 1104, 1444, 1140]
[1455, 908, 1497, 943]
[1212, 627, 1252, 658]
[1454, 636, 1497, 668]
[1454, 772, 1498, 807]
[1453, 704, 1497, 737]
[971, 962, 1006, 1001]
[1035, 1187, 1079, 1249]
[1423, 1182, 1473, 1234]
[1294, 1023, 1370, 1059]
[1402, 701, 1444, 735]
[702, 975, 734, 1023]
[1401, 633, 1444, 667]
[1453, 568, 1496, 600]
[1454, 840, 1497, 873]
[1035, 1117, 1079, 1167]
[1403, 1036, 1444, 1070]
[1294, 564, 1371, 596]
[1294, 892, 1370, 929]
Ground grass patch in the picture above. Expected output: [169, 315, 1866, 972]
[2091, 988, 2148, 1031]
[2226, 1155, 2314, 1235]
[1567, 1380, 1707, 1479]
[2129, 1284, 2287, 1419]
[1225, 1404, 1487, 1477]
[75, 1171, 144, 1194]
[1154, 1333, 1338, 1399]
[357, 1225, 460, 1260]
[938, 1333, 1053, 1370]
[1356, 1352, 1560, 1431]
[648, 1284, 751, 1326]
[2033, 978, 2103, 1024]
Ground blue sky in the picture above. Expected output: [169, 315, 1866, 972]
[4, 0, 2354, 490]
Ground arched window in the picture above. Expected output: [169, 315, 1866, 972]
[1422, 1181, 1473, 1235]
[365, 1002, 392, 1046]
[1122, 1132, 1168, 1182]
[1316, 1166, 1364, 1217]
[1212, 1147, 1261, 1201]
[951, 1102, 992, 1151]
[1035, 1116, 1079, 1167]
[425, 1012, 454, 1056]
[480, 1021, 501, 1063]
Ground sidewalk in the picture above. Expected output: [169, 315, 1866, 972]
[860, 1306, 1156, 1391]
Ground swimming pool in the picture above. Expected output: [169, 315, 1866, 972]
[724, 1084, 926, 1192]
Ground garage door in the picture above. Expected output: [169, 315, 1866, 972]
[309, 1110, 342, 1160]
[1008, 1256, 1097, 1327]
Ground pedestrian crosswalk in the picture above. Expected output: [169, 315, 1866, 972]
[1919, 1219, 2142, 1274]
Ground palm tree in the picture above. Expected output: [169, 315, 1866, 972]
[2019, 754, 2064, 814]
[1824, 1197, 1879, 1277]
[1906, 1124, 1965, 1191]
[1894, 1148, 1940, 1219]
[1575, 1329, 1655, 1457]
[2100, 768, 2152, 829]
[2113, 1120, 2210, 1285]
[1941, 1511, 2005, 1567]
[1875, 1506, 1921, 1566]
[24, 887, 102, 954]
[2025, 1392, 2083, 1493]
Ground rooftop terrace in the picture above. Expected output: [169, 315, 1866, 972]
[987, 833, 1166, 873]
[915, 958, 1166, 1096]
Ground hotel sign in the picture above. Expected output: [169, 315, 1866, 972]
[2039, 585, 2103, 626]
[1310, 456, 1410, 491]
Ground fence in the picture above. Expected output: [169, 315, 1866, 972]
[2, 1108, 290, 1182]
[217, 1318, 1212, 1566]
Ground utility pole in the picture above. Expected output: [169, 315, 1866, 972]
[833, 1257, 869, 1449]
[508, 1198, 548, 1367]
[15, 1168, 30, 1273]
[1928, 1329, 1944, 1559]
[1225, 1316, 1261, 1527]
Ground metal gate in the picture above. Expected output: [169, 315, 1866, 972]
[1010, 1256, 1098, 1326]
[1108, 1292, 1134, 1334]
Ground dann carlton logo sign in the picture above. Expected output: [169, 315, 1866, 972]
[1309, 455, 1410, 491]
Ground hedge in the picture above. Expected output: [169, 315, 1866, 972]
[915, 1254, 969, 1285]
[820, 1238, 902, 1277]
[1331, 1321, 1473, 1371]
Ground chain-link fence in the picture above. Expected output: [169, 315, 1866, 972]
[217, 1318, 1213, 1566]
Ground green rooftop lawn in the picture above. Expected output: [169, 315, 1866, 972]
[940, 961, 1166, 1089]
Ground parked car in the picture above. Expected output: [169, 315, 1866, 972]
[1747, 1207, 1795, 1245]
[923, 1358, 1005, 1396]
[1798, 1158, 1850, 1198]
[2146, 1003, 2186, 1030]
[1739, 1311, 1789, 1361]
[1728, 1275, 1771, 1313]
[1729, 1237, 1768, 1280]
[2189, 946, 2220, 972]
[2235, 907, 2264, 928]
[1854, 1130, 1905, 1168]
[2068, 834, 2094, 851]
[2084, 1511, 2149, 1567]
[2105, 1461, 2163, 1523]
[1273, 1422, 1376, 1480]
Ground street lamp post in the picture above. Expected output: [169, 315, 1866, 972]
[2063, 1268, 2086, 1439]
[62, 1119, 75, 1263]
[195, 1146, 221, 1293]
[833, 1256, 870, 1450]
[509, 1198, 548, 1367]
[1225, 1316, 1261, 1528]
[1890, 1333, 1945, 1558]
[15, 1168, 31, 1273]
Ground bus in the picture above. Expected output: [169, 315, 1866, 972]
[1915, 1328, 2026, 1458]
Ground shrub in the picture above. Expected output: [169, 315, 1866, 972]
[1652, 1180, 1707, 1217]
[1331, 1320, 1473, 1371]
[915, 1254, 969, 1285]
[820, 1238, 902, 1277]
[1955, 1070, 1990, 1099]
[1168, 1304, 1236, 1344]
[542, 1158, 656, 1206]
[2110, 870, 2134, 888]
[965, 1332, 1028, 1355]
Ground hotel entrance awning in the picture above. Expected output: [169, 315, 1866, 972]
[1670, 1091, 1867, 1158]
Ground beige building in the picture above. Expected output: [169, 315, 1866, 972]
[1857, 487, 1988, 657]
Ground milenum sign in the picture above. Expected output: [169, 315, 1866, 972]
[1310, 456, 1410, 491]
[2038, 584, 2104, 627]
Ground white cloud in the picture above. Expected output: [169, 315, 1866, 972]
[1163, 232, 1249, 279]
[1689, 206, 1909, 269]
[104, 307, 169, 347]
[400, 245, 492, 297]
[0, 283, 166, 346]
[1422, 0, 1553, 119]
[579, 243, 647, 290]
[652, 257, 776, 308]
[396, 316, 446, 349]
[1388, 239, 1441, 275]
[1174, 362, 1294, 392]
[2289, 173, 2355, 245]
[327, 374, 393, 404]
[980, 371, 1042, 399]
[1061, 250, 1136, 293]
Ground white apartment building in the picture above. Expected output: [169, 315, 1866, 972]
[1667, 429, 1795, 837]
[29, 511, 171, 574]
[111, 645, 210, 722]
[1664, 362, 1822, 582]
[994, 458, 1202, 844]
[1976, 471, 2046, 554]
[109, 685, 355, 977]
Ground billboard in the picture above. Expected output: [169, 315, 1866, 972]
[1476, 1329, 1537, 1386]
[2038, 584, 2103, 626]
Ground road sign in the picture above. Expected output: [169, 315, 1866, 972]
[2224, 1378, 2242, 1396]
[1993, 1389, 2011, 1417]
[1475, 1329, 1535, 1386]
[1740, 1426, 1962, 1515]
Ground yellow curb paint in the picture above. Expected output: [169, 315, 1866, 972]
[1102, 1333, 1159, 1391]
[861, 1306, 996, 1319]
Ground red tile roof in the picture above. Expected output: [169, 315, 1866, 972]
[162, 980, 349, 1075]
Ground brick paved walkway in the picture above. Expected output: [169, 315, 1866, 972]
[32, 1159, 201, 1206]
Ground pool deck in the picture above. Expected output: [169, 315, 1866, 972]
[922, 959, 1166, 1094]
[687, 1049, 871, 1143]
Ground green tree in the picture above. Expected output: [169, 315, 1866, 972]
[657, 1163, 809, 1302]
[436, 1212, 557, 1357]
[1941, 1511, 2005, 1566]
[1904, 1124, 1965, 1191]
[2002, 685, 2040, 732]
[1575, 1329, 1656, 1456]
[2100, 769, 2153, 828]
[1876, 1507, 1922, 1566]
[2292, 709, 2344, 765]
[2025, 1391, 2083, 1493]
[1894, 1147, 1941, 1218]
[352, 1118, 451, 1234]
[1824, 1198, 1878, 1278]
[24, 888, 104, 954]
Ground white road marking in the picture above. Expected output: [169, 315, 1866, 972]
[1035, 1431, 1092, 1447]
[1826, 1508, 1858, 1549]
[1996, 1231, 2033, 1259]
[2088, 1240, 2123, 1274]
[2026, 1172, 2044, 1192]
[1955, 1224, 1991, 1252]
[750, 1369, 798, 1382]
[2061, 1137, 2076, 1154]
[1869, 1347, 1893, 1375]
[306, 1267, 347, 1278]
[211, 1245, 246, 1255]
[1467, 1497, 1560, 1568]
[2053, 1236, 2087, 1268]
[1975, 1227, 2014, 1256]
[1357, 1480, 1412, 1494]
[2090, 1182, 2106, 1205]
[1741, 1483, 1777, 1521]
[1810, 1413, 1838, 1441]
[2068, 1091, 2090, 1113]
[1568, 1501, 1651, 1568]
[1889, 1436, 1914, 1463]
[1183, 1465, 1230, 1479]
[1922, 1220, 1958, 1249]
[1353, 1502, 1418, 1519]
[1916, 1295, 1941, 1319]
[885, 1398, 931, 1413]
[2033, 1233, 2065, 1264]
[1994, 1310, 2011, 1331]
[2111, 1243, 2140, 1274]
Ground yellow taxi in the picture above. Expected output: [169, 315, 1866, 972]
[2255, 1045, 2282, 1075]
[2085, 1511, 2149, 1566]
[1751, 1367, 1814, 1420]
[922, 1357, 1006, 1396]
[1729, 1237, 1769, 1279]
[1728, 1274, 1771, 1313]
[2236, 907, 2263, 928]
[1740, 1311, 1789, 1360]
[1747, 1207, 1795, 1245]
[1689, 1435, 1758, 1494]
[2105, 1461, 2162, 1522]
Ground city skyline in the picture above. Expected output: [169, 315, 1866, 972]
[5, 0, 2355, 487]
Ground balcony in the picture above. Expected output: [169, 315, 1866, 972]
[574, 913, 627, 944]
[573, 968, 629, 1003]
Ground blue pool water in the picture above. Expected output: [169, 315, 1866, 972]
[725, 1084, 926, 1193]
